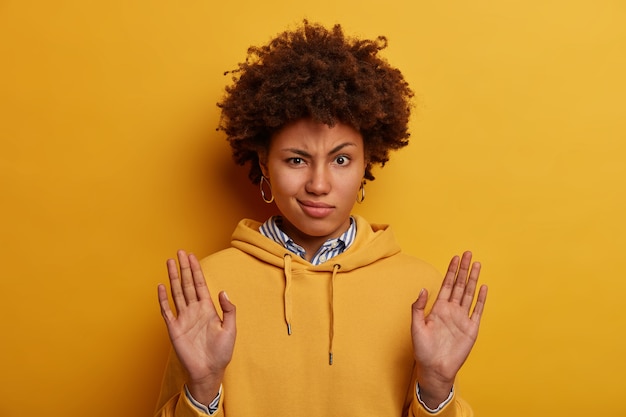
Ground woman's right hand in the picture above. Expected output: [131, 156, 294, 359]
[157, 250, 236, 405]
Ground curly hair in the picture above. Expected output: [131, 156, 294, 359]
[217, 20, 414, 184]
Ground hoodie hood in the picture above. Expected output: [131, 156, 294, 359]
[230, 214, 401, 364]
[230, 214, 401, 272]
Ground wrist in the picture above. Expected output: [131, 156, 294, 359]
[415, 373, 454, 409]
[416, 382, 454, 413]
[187, 373, 224, 406]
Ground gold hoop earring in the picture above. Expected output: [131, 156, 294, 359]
[260, 175, 274, 203]
[356, 180, 365, 204]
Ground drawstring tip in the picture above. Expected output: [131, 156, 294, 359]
[329, 352, 333, 365]
[287, 323, 292, 335]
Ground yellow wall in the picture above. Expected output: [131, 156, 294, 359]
[1, 1, 625, 416]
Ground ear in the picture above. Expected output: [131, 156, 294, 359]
[363, 160, 371, 178]
[258, 152, 269, 178]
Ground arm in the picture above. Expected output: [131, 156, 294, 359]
[411, 251, 488, 412]
[156, 250, 237, 412]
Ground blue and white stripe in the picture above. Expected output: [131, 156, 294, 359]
[260, 216, 356, 265]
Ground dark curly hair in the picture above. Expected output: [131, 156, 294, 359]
[217, 20, 414, 184]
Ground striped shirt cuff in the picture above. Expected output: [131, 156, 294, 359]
[184, 384, 221, 415]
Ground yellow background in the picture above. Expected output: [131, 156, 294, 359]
[1, 1, 625, 416]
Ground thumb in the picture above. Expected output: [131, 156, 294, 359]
[411, 288, 428, 324]
[218, 291, 237, 332]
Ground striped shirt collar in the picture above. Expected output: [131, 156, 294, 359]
[259, 216, 357, 266]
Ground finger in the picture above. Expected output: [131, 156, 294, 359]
[219, 291, 237, 334]
[188, 253, 211, 301]
[167, 257, 187, 313]
[449, 251, 473, 304]
[157, 283, 176, 323]
[411, 288, 428, 324]
[177, 249, 199, 304]
[470, 285, 488, 323]
[436, 255, 460, 301]
[460, 261, 481, 311]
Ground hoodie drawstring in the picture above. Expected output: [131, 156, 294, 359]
[281, 253, 341, 365]
[329, 263, 340, 365]
[283, 254, 293, 335]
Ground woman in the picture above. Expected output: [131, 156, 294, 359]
[155, 21, 488, 417]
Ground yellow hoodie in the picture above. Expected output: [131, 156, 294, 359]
[155, 215, 474, 417]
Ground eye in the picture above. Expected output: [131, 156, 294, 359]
[334, 155, 350, 165]
[288, 157, 304, 165]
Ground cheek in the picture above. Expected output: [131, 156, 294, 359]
[335, 171, 363, 195]
[270, 171, 300, 197]
[347, 162, 366, 184]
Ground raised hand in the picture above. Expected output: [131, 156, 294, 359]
[157, 250, 236, 405]
[411, 251, 488, 408]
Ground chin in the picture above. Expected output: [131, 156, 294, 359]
[301, 223, 342, 238]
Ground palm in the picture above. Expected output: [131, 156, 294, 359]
[167, 293, 235, 381]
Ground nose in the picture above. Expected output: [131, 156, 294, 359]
[305, 165, 331, 195]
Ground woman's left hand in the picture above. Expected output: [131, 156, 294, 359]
[411, 251, 488, 409]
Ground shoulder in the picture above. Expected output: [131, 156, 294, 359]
[383, 251, 443, 284]
[198, 217, 268, 270]
[392, 251, 441, 273]
[199, 247, 253, 270]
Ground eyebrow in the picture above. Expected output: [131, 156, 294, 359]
[281, 142, 357, 158]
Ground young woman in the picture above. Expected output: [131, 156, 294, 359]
[155, 21, 488, 417]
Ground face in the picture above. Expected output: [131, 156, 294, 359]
[260, 118, 366, 254]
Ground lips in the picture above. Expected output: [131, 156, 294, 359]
[298, 200, 334, 218]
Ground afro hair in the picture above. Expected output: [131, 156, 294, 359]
[217, 20, 414, 183]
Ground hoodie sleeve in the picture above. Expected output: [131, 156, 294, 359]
[403, 366, 473, 417]
[153, 350, 225, 417]
[409, 390, 474, 417]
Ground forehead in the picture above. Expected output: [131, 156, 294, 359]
[270, 118, 362, 148]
